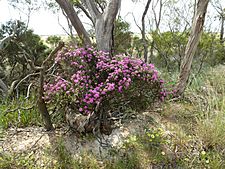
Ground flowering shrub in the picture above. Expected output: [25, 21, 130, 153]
[43, 46, 167, 115]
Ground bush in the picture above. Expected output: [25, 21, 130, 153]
[44, 47, 167, 116]
[0, 97, 42, 129]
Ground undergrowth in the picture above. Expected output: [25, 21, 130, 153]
[0, 96, 42, 129]
[160, 65, 225, 168]
[0, 65, 224, 168]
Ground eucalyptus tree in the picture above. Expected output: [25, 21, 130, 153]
[176, 0, 210, 95]
[56, 0, 121, 52]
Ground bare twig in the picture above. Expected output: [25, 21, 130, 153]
[26, 83, 33, 99]
[30, 134, 45, 150]
[131, 12, 142, 32]
[15, 73, 39, 89]
[42, 42, 64, 66]
[76, 3, 94, 24]
[3, 105, 35, 116]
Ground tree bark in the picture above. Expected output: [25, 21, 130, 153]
[65, 0, 120, 52]
[141, 0, 152, 63]
[37, 42, 64, 131]
[82, 0, 121, 52]
[57, 0, 121, 51]
[56, 0, 91, 45]
[176, 0, 209, 96]
[26, 42, 64, 131]
[37, 69, 54, 131]
[220, 15, 224, 44]
[95, 17, 114, 52]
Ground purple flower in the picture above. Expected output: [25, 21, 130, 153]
[45, 47, 167, 114]
[118, 86, 123, 93]
[94, 93, 100, 98]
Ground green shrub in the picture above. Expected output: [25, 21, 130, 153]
[0, 97, 41, 129]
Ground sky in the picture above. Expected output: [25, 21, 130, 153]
[0, 0, 145, 35]
[0, 0, 224, 36]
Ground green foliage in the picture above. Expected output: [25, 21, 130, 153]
[152, 30, 188, 70]
[0, 20, 48, 61]
[196, 32, 225, 66]
[110, 130, 173, 169]
[151, 31, 225, 71]
[1, 63, 224, 169]
[0, 153, 36, 169]
[106, 152, 140, 169]
[113, 17, 133, 54]
[144, 127, 166, 147]
[0, 97, 42, 129]
[196, 112, 225, 150]
[161, 65, 225, 168]
[74, 153, 100, 169]
[0, 20, 48, 87]
[54, 139, 76, 169]
[130, 35, 143, 58]
[46, 35, 62, 47]
[49, 138, 100, 169]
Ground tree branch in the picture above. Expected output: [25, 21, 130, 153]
[56, 0, 92, 45]
[141, 0, 152, 63]
[131, 12, 142, 32]
[42, 41, 64, 67]
[81, 0, 100, 21]
[76, 2, 95, 25]
[15, 72, 40, 89]
[104, 0, 121, 24]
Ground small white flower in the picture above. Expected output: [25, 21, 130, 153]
[201, 151, 206, 155]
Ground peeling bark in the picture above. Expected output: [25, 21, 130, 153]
[176, 0, 209, 95]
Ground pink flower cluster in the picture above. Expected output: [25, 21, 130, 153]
[44, 76, 69, 100]
[44, 47, 167, 114]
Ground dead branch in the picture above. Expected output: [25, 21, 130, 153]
[26, 83, 33, 99]
[42, 42, 64, 67]
[3, 105, 35, 116]
[15, 72, 39, 90]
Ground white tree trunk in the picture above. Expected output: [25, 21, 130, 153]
[81, 0, 121, 52]
[95, 17, 113, 51]
[176, 0, 209, 95]
[57, 0, 121, 51]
